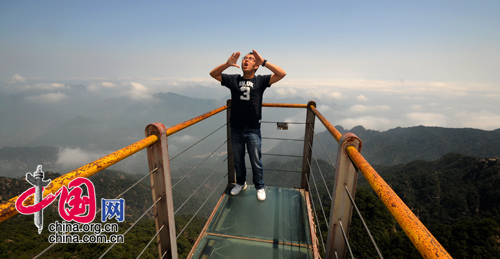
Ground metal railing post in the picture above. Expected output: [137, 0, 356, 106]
[326, 132, 362, 259]
[301, 101, 317, 190]
[145, 123, 177, 259]
[226, 99, 236, 190]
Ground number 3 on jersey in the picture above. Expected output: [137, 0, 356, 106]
[240, 86, 251, 101]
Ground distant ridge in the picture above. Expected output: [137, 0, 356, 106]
[268, 125, 500, 166]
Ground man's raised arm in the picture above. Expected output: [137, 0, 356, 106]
[252, 49, 286, 85]
[209, 52, 240, 82]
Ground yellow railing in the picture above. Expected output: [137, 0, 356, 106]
[0, 101, 452, 258]
[0, 135, 158, 223]
[310, 104, 452, 259]
[0, 105, 228, 223]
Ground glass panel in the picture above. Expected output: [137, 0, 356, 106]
[207, 187, 311, 244]
[192, 235, 314, 259]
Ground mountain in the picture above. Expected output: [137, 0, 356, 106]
[29, 92, 225, 150]
[362, 153, 500, 258]
[0, 146, 58, 178]
[0, 92, 308, 178]
[268, 125, 500, 166]
[0, 168, 224, 258]
[3, 124, 500, 178]
[259, 153, 500, 258]
[2, 153, 499, 258]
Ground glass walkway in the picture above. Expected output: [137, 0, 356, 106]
[189, 186, 316, 258]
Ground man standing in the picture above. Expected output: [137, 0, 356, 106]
[210, 50, 286, 201]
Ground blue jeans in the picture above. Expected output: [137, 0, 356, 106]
[231, 128, 264, 189]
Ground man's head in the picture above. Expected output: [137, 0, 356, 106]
[241, 52, 259, 74]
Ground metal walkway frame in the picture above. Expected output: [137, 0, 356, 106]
[0, 100, 452, 259]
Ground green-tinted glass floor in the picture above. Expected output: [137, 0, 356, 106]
[189, 186, 315, 258]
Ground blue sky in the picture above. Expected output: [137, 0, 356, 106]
[1, 0, 500, 131]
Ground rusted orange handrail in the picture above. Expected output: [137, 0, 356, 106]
[0, 101, 453, 259]
[309, 104, 342, 142]
[0, 135, 158, 223]
[166, 105, 227, 136]
[346, 146, 452, 259]
[263, 103, 308, 109]
[307, 102, 450, 257]
[0, 104, 232, 223]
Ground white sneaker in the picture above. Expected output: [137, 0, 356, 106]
[257, 188, 266, 201]
[230, 182, 248, 195]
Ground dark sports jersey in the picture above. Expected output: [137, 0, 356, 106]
[221, 74, 272, 129]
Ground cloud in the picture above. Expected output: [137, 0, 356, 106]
[338, 116, 395, 131]
[20, 83, 70, 91]
[56, 147, 107, 171]
[101, 82, 115, 88]
[349, 104, 391, 113]
[406, 112, 447, 127]
[88, 82, 116, 91]
[25, 92, 67, 103]
[455, 110, 500, 130]
[410, 105, 423, 111]
[293, 79, 500, 99]
[128, 82, 153, 100]
[274, 87, 298, 98]
[6, 74, 26, 84]
[357, 95, 368, 101]
[172, 134, 196, 143]
[306, 89, 344, 101]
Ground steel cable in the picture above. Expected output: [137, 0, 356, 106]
[339, 220, 355, 259]
[344, 185, 384, 258]
[176, 168, 227, 239]
[306, 157, 330, 227]
[308, 141, 333, 200]
[136, 225, 164, 259]
[304, 165, 327, 255]
[169, 123, 227, 162]
[172, 139, 227, 189]
[99, 196, 162, 259]
[174, 157, 227, 215]
[33, 167, 159, 259]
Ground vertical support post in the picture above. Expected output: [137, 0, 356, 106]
[226, 99, 236, 191]
[145, 123, 178, 259]
[326, 133, 362, 259]
[300, 101, 317, 190]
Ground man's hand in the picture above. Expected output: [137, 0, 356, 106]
[227, 52, 241, 68]
[252, 49, 265, 66]
[210, 51, 241, 82]
[251, 49, 287, 85]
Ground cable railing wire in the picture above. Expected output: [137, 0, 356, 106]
[115, 167, 158, 199]
[304, 165, 327, 255]
[344, 184, 384, 258]
[172, 139, 228, 189]
[339, 219, 355, 259]
[310, 125, 338, 197]
[264, 168, 302, 174]
[306, 158, 330, 227]
[174, 156, 227, 215]
[136, 225, 164, 259]
[29, 103, 398, 258]
[99, 196, 162, 259]
[263, 153, 303, 158]
[169, 123, 227, 162]
[262, 137, 304, 142]
[176, 168, 227, 239]
[261, 120, 305, 125]
[310, 124, 381, 258]
[308, 141, 333, 200]
[34, 167, 159, 259]
[310, 124, 337, 171]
